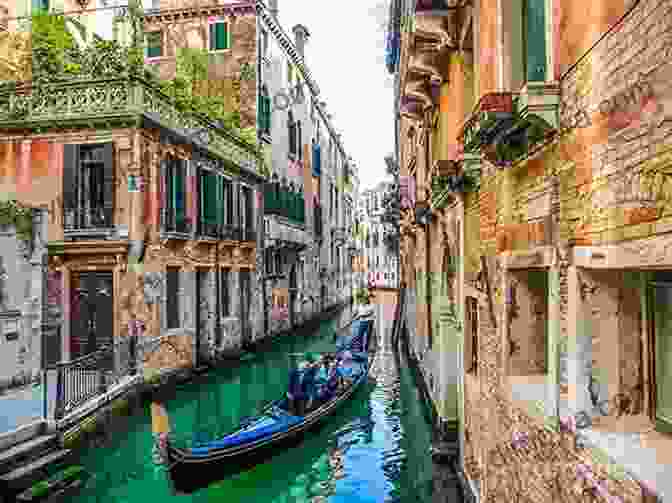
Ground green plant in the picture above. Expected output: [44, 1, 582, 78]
[0, 200, 33, 242]
[30, 480, 50, 498]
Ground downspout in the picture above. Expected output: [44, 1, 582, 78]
[128, 131, 145, 375]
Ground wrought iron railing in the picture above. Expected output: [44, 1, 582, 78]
[163, 212, 191, 234]
[63, 207, 113, 231]
[53, 336, 137, 420]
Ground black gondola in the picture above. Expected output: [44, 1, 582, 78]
[153, 315, 375, 495]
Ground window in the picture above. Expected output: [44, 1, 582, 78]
[209, 21, 230, 51]
[296, 120, 302, 160]
[239, 185, 255, 241]
[265, 249, 273, 275]
[199, 167, 222, 238]
[522, 0, 546, 83]
[166, 267, 180, 329]
[63, 143, 114, 231]
[223, 179, 236, 238]
[466, 297, 478, 373]
[163, 157, 188, 233]
[145, 31, 162, 58]
[288, 112, 297, 157]
[32, 0, 48, 12]
[260, 28, 268, 58]
[648, 281, 672, 433]
[258, 86, 271, 135]
[220, 268, 230, 317]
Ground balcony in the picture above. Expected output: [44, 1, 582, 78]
[458, 91, 557, 167]
[333, 228, 347, 245]
[264, 180, 305, 226]
[0, 77, 260, 173]
[63, 207, 115, 238]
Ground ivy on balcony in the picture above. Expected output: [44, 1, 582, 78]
[459, 92, 556, 168]
[3, 10, 260, 158]
[430, 164, 481, 209]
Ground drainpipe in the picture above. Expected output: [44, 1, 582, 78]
[128, 132, 145, 372]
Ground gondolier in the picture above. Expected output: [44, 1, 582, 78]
[154, 312, 376, 494]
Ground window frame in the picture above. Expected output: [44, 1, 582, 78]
[145, 30, 163, 59]
[220, 267, 231, 317]
[465, 296, 478, 374]
[209, 20, 230, 52]
[166, 267, 180, 329]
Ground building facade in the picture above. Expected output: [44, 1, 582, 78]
[359, 182, 399, 290]
[392, 0, 672, 501]
[0, 2, 263, 423]
[257, 0, 356, 335]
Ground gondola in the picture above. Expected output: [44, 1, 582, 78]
[153, 315, 375, 495]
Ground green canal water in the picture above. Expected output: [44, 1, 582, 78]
[70, 314, 447, 503]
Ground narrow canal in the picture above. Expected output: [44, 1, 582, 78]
[70, 309, 460, 502]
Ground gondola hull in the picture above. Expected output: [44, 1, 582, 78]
[164, 359, 371, 494]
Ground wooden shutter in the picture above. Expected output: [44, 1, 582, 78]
[174, 160, 186, 227]
[652, 285, 672, 433]
[159, 160, 167, 228]
[297, 121, 302, 160]
[524, 0, 546, 82]
[101, 143, 114, 227]
[62, 144, 78, 217]
[209, 23, 216, 51]
[214, 22, 228, 50]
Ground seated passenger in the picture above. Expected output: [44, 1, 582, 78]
[287, 366, 307, 415]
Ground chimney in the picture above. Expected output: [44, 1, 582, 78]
[268, 0, 278, 19]
[292, 24, 310, 59]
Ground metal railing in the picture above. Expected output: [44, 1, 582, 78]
[63, 207, 113, 231]
[53, 336, 137, 420]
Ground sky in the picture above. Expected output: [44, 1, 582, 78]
[276, 0, 396, 192]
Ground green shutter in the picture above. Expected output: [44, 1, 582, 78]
[524, 0, 546, 82]
[174, 162, 185, 225]
[216, 176, 225, 226]
[214, 22, 228, 50]
[653, 286, 672, 433]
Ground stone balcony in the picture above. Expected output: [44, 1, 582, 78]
[0, 77, 260, 173]
[264, 215, 311, 252]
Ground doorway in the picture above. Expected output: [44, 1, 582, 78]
[648, 276, 672, 433]
[70, 271, 113, 370]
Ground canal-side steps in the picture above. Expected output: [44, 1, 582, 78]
[0, 422, 73, 503]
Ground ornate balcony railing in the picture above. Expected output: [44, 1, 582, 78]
[264, 180, 305, 225]
[63, 207, 113, 231]
[0, 77, 260, 173]
[458, 91, 556, 167]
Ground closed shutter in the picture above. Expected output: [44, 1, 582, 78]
[265, 97, 271, 132]
[62, 144, 78, 225]
[212, 22, 228, 50]
[216, 176, 225, 233]
[524, 0, 546, 82]
[174, 160, 186, 228]
[652, 285, 672, 433]
[102, 143, 114, 227]
[200, 173, 212, 226]
[297, 121, 302, 160]
[159, 160, 168, 228]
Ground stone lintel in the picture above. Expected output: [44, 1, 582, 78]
[501, 246, 554, 269]
[573, 234, 672, 268]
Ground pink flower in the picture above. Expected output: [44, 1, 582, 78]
[560, 415, 576, 433]
[511, 431, 529, 449]
[288, 160, 302, 177]
[640, 479, 657, 496]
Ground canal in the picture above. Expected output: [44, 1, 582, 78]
[70, 309, 461, 502]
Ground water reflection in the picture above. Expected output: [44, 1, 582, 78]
[70, 311, 453, 502]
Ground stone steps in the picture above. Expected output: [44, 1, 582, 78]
[0, 424, 74, 502]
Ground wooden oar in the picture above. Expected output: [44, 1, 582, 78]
[151, 401, 172, 436]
